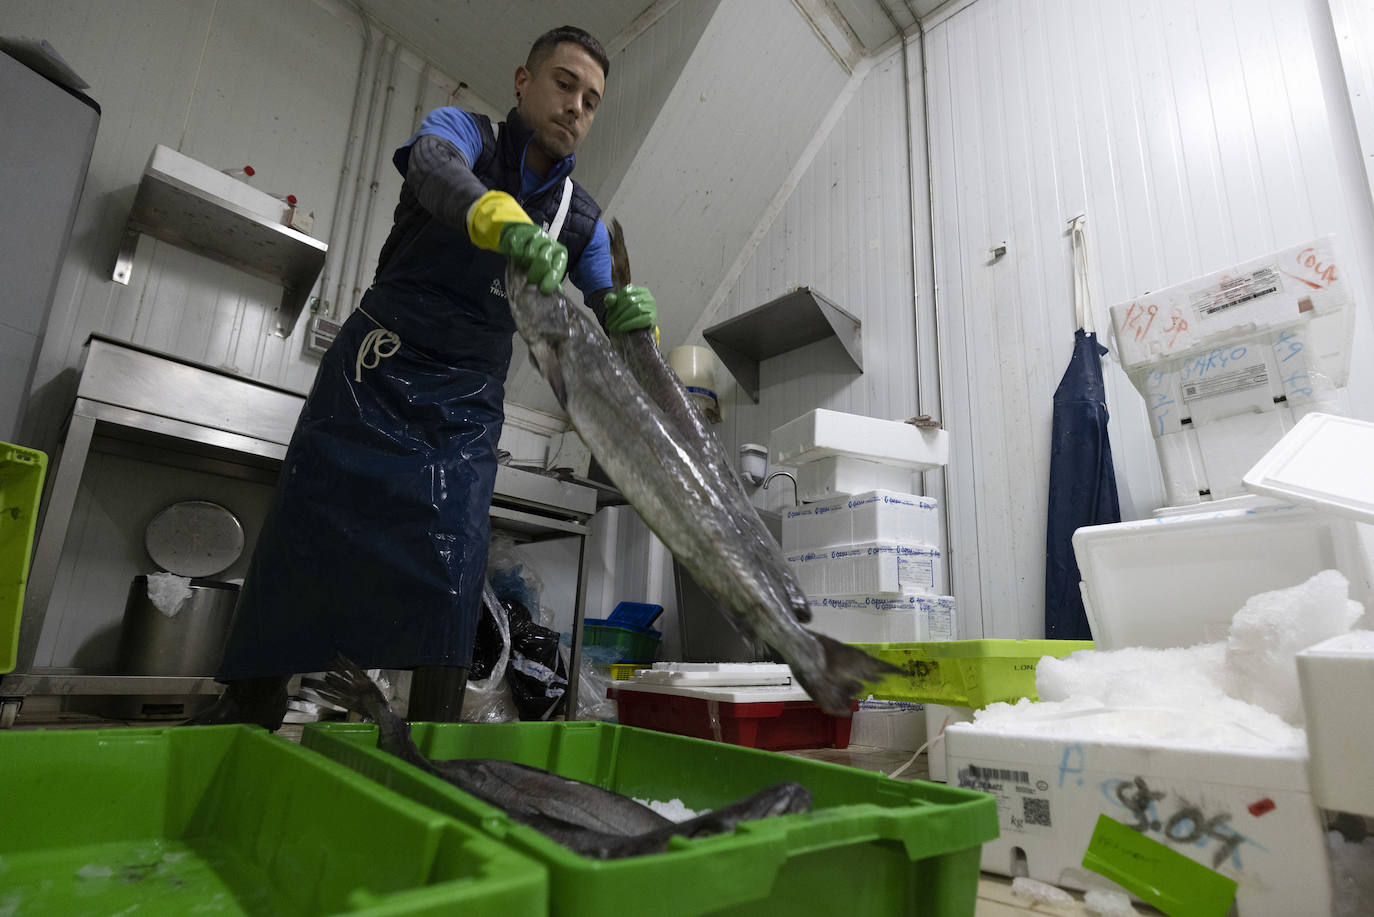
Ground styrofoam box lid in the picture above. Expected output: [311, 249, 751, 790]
[1074, 503, 1372, 650]
[609, 681, 815, 703]
[769, 408, 949, 468]
[1297, 629, 1374, 657]
[1151, 493, 1280, 518]
[630, 662, 792, 687]
[1243, 412, 1374, 525]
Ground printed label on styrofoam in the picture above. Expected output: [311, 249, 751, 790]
[1110, 236, 1350, 372]
[786, 543, 940, 595]
[956, 761, 1058, 836]
[1188, 265, 1282, 319]
[1178, 357, 1268, 403]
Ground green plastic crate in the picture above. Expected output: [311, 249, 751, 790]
[1, 442, 46, 674]
[303, 720, 998, 917]
[583, 621, 660, 664]
[854, 639, 1095, 707]
[0, 725, 547, 916]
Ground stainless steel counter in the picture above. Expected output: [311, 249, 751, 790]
[0, 334, 597, 725]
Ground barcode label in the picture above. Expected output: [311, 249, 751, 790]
[968, 764, 1030, 784]
[1023, 797, 1052, 827]
[1189, 266, 1282, 317]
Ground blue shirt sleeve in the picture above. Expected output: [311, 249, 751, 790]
[570, 219, 613, 295]
[393, 107, 484, 176]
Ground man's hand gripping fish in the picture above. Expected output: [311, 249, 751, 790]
[504, 230, 898, 715]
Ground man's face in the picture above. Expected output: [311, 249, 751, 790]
[514, 42, 605, 170]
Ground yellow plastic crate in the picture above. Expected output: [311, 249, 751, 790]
[608, 664, 644, 681]
[855, 639, 1093, 708]
[1, 443, 46, 674]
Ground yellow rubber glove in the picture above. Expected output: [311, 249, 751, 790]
[465, 190, 531, 251]
[466, 190, 569, 295]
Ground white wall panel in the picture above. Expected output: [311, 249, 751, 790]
[1330, 0, 1374, 203]
[925, 0, 1374, 639]
[9, 0, 365, 457]
[703, 46, 934, 501]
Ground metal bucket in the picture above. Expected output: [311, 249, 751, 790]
[106, 575, 239, 719]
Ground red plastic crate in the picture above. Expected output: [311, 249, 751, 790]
[608, 685, 855, 750]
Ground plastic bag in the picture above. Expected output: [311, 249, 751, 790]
[572, 647, 618, 722]
[487, 534, 552, 629]
[505, 597, 569, 720]
[461, 581, 518, 723]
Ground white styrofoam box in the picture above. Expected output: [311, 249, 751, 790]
[794, 455, 914, 502]
[769, 409, 950, 469]
[786, 542, 939, 596]
[631, 662, 792, 687]
[147, 144, 290, 224]
[1109, 235, 1352, 373]
[924, 703, 975, 783]
[607, 680, 813, 704]
[1146, 387, 1347, 505]
[850, 700, 926, 751]
[782, 489, 940, 551]
[806, 594, 957, 644]
[1073, 504, 1372, 650]
[1244, 412, 1374, 526]
[945, 718, 1331, 916]
[1297, 631, 1374, 816]
[1152, 493, 1281, 517]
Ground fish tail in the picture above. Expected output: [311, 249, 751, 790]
[793, 633, 902, 716]
[305, 654, 436, 773]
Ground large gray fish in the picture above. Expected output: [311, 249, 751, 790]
[304, 656, 810, 859]
[606, 220, 806, 659]
[506, 260, 899, 714]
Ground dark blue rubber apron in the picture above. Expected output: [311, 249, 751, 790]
[217, 165, 574, 681]
[1044, 216, 1121, 640]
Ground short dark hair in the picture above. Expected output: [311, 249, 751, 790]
[527, 26, 609, 80]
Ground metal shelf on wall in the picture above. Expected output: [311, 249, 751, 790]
[702, 286, 862, 403]
[112, 145, 327, 336]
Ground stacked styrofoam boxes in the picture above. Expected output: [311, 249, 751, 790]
[769, 410, 953, 645]
[943, 501, 1374, 916]
[1108, 235, 1355, 507]
[783, 491, 954, 644]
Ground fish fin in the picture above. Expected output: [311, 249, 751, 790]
[302, 654, 436, 773]
[793, 634, 903, 716]
[608, 218, 631, 288]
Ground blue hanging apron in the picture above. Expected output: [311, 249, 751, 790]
[1044, 216, 1121, 640]
[218, 121, 575, 680]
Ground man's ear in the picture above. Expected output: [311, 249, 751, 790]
[513, 65, 531, 100]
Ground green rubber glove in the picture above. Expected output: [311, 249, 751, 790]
[499, 223, 568, 295]
[604, 285, 658, 335]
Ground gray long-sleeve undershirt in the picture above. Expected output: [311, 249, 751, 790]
[405, 133, 488, 231]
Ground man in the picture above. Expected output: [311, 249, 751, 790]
[192, 26, 657, 728]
